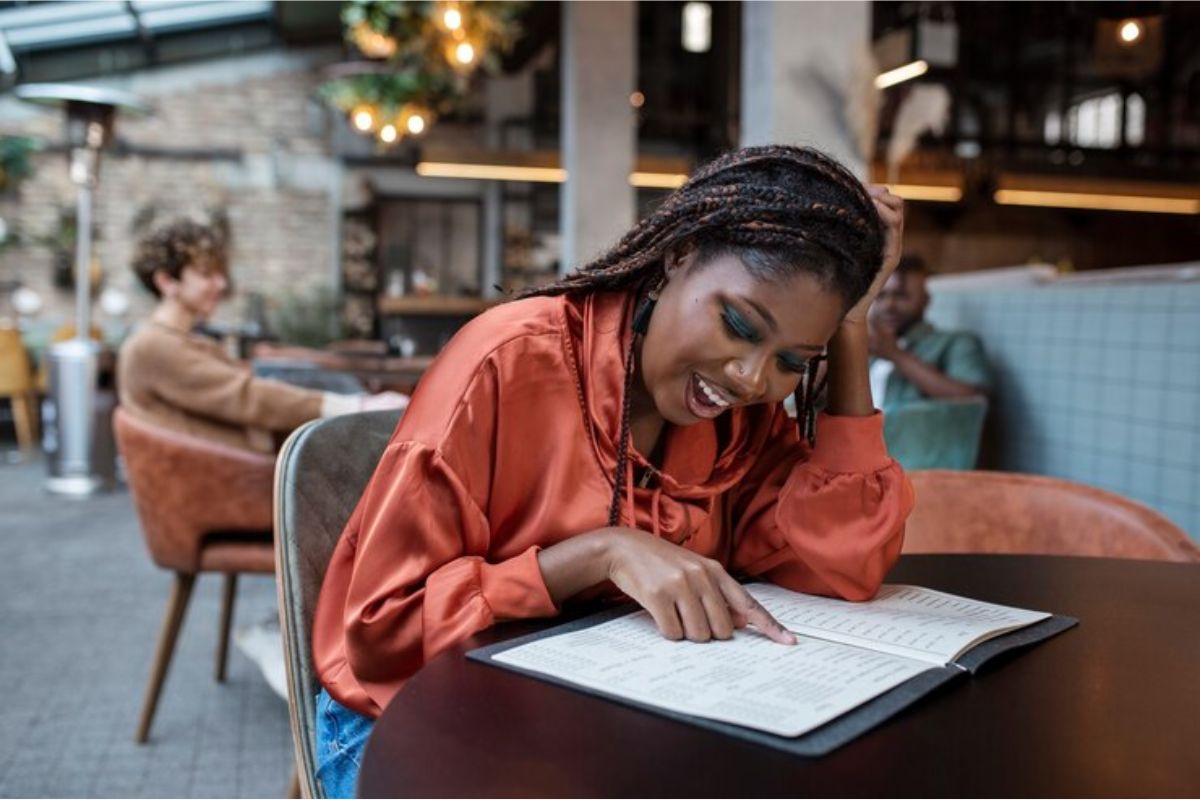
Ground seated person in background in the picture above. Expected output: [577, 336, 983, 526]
[867, 255, 992, 410]
[118, 218, 406, 454]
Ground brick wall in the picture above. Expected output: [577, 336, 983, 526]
[0, 48, 341, 332]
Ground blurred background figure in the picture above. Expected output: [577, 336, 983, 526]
[118, 218, 406, 454]
[868, 255, 992, 410]
[869, 255, 993, 470]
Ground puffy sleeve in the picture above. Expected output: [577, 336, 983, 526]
[327, 440, 557, 713]
[313, 333, 567, 716]
[728, 409, 914, 601]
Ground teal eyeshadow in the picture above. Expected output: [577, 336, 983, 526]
[777, 353, 808, 373]
[722, 305, 761, 342]
[723, 303, 809, 372]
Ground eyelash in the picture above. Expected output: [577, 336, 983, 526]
[720, 308, 810, 375]
[721, 308, 761, 343]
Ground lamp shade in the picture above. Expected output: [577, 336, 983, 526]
[14, 83, 150, 114]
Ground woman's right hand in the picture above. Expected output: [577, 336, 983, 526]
[601, 528, 796, 645]
[537, 527, 795, 645]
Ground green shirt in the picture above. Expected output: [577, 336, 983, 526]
[875, 321, 993, 411]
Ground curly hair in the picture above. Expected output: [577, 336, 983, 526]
[131, 218, 228, 297]
[524, 144, 886, 526]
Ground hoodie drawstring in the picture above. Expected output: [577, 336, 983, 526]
[624, 454, 635, 529]
[624, 451, 666, 542]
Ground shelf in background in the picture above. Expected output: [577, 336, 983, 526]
[377, 295, 499, 316]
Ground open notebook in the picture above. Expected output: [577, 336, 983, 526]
[469, 584, 1077, 755]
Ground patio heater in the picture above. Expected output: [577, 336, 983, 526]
[14, 84, 148, 495]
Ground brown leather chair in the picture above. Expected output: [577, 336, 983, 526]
[113, 406, 277, 743]
[274, 409, 401, 799]
[904, 469, 1200, 562]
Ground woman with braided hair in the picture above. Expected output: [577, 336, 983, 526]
[311, 144, 913, 796]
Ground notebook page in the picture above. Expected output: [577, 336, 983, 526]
[492, 609, 932, 738]
[748, 583, 1051, 666]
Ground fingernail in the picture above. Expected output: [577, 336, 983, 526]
[783, 630, 798, 645]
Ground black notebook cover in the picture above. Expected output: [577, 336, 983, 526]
[468, 604, 1078, 757]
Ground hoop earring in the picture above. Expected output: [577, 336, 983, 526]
[631, 276, 667, 335]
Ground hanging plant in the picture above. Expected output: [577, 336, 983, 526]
[320, 0, 526, 147]
[0, 136, 38, 193]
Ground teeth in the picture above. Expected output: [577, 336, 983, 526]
[696, 376, 730, 407]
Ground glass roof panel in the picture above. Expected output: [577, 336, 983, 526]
[0, 0, 274, 53]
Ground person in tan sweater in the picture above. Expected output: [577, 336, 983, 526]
[119, 218, 406, 453]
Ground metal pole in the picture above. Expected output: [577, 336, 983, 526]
[44, 145, 104, 495]
[74, 179, 92, 341]
[12, 84, 148, 496]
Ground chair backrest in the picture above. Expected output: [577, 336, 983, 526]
[883, 396, 988, 471]
[273, 409, 401, 799]
[113, 407, 275, 572]
[904, 469, 1200, 562]
[0, 327, 34, 395]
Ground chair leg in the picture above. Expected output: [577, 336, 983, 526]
[215, 572, 238, 683]
[10, 393, 35, 452]
[287, 763, 301, 799]
[136, 572, 196, 744]
[26, 392, 40, 446]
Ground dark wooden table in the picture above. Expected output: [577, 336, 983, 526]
[253, 353, 434, 395]
[358, 554, 1200, 797]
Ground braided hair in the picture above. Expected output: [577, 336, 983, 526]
[524, 144, 886, 526]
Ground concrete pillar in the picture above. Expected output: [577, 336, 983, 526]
[741, 1, 873, 178]
[481, 183, 503, 298]
[560, 0, 636, 273]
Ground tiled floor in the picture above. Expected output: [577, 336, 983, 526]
[0, 450, 294, 798]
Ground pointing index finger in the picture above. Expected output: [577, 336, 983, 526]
[744, 597, 798, 645]
[716, 575, 797, 645]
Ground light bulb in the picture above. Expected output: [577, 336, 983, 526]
[352, 22, 397, 59]
[406, 114, 426, 135]
[352, 108, 375, 132]
[443, 8, 462, 31]
[1118, 19, 1142, 44]
[379, 124, 398, 144]
[455, 42, 475, 65]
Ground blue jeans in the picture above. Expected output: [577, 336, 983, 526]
[315, 688, 375, 799]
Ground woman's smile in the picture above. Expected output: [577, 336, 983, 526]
[685, 372, 735, 419]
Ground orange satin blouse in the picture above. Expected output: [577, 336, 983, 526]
[312, 290, 915, 717]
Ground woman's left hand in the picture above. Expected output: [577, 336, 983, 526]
[843, 185, 905, 325]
